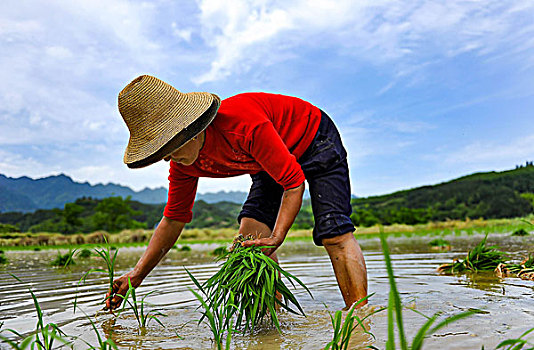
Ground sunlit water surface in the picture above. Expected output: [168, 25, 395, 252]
[1, 233, 533, 349]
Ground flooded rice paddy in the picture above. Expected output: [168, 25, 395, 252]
[1, 233, 533, 349]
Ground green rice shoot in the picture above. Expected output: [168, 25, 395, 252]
[380, 233, 481, 350]
[323, 294, 382, 350]
[75, 237, 119, 313]
[117, 278, 167, 329]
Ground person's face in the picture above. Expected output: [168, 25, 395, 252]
[163, 132, 204, 166]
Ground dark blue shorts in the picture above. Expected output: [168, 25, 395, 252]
[238, 110, 355, 246]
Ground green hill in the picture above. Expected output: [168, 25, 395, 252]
[350, 164, 534, 226]
[1, 165, 533, 233]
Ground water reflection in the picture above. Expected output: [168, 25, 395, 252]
[452, 271, 506, 293]
[0, 236, 533, 349]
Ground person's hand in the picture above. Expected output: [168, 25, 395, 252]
[104, 272, 142, 311]
[241, 235, 283, 257]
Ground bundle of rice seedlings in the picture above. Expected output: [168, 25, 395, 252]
[438, 235, 506, 274]
[0, 253, 7, 264]
[495, 254, 534, 281]
[511, 228, 529, 236]
[50, 249, 77, 267]
[429, 238, 451, 251]
[78, 248, 92, 258]
[189, 234, 312, 334]
[174, 244, 191, 252]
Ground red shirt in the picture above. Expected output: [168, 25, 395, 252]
[163, 92, 322, 222]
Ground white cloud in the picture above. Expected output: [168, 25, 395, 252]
[444, 134, 534, 166]
[172, 22, 193, 42]
[0, 149, 62, 177]
[193, 0, 534, 83]
[0, 0, 166, 149]
[379, 118, 434, 134]
[194, 0, 292, 83]
[45, 46, 73, 59]
[69, 162, 171, 191]
[197, 175, 252, 193]
[1, 0, 533, 197]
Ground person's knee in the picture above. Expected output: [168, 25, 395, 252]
[321, 231, 355, 248]
[239, 217, 272, 239]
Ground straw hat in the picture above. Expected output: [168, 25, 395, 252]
[118, 75, 220, 168]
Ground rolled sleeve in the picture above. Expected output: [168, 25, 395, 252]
[163, 163, 198, 223]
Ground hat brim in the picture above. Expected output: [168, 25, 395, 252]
[126, 97, 219, 169]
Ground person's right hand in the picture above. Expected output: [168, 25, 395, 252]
[104, 272, 142, 311]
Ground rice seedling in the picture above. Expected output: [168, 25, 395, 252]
[50, 248, 77, 267]
[0, 252, 7, 264]
[196, 235, 312, 334]
[493, 327, 534, 350]
[75, 239, 118, 313]
[428, 238, 450, 248]
[437, 234, 507, 274]
[117, 278, 167, 329]
[211, 246, 227, 257]
[78, 248, 93, 258]
[380, 233, 482, 350]
[495, 254, 534, 281]
[186, 268, 237, 350]
[323, 294, 383, 350]
[0, 274, 71, 349]
[178, 245, 192, 251]
[78, 310, 118, 350]
[511, 228, 529, 236]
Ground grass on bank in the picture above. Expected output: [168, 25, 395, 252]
[1, 216, 533, 251]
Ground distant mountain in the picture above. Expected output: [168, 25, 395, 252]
[2, 165, 534, 231]
[0, 174, 249, 213]
[196, 191, 248, 204]
[0, 173, 167, 212]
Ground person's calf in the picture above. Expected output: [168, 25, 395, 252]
[323, 232, 368, 308]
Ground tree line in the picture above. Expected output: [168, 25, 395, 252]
[1, 164, 533, 234]
[350, 164, 534, 226]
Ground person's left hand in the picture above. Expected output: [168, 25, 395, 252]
[241, 236, 283, 257]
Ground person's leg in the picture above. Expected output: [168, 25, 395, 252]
[299, 110, 368, 308]
[322, 232, 368, 308]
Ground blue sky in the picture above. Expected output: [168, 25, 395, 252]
[1, 0, 533, 196]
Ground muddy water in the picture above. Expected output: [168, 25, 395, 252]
[1, 233, 533, 349]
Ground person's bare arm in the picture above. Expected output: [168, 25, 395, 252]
[105, 216, 185, 309]
[242, 182, 304, 256]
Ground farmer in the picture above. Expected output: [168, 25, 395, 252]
[106, 75, 367, 310]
